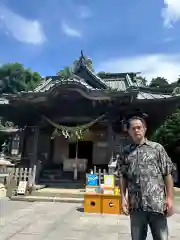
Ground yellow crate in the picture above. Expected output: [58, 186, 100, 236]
[84, 193, 102, 213]
[102, 194, 121, 215]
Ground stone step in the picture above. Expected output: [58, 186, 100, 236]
[39, 182, 85, 190]
[41, 171, 86, 178]
[10, 195, 84, 203]
[41, 172, 62, 177]
[30, 190, 84, 199]
[39, 178, 85, 184]
[10, 186, 86, 202]
[40, 173, 86, 182]
[40, 175, 63, 181]
[40, 172, 78, 180]
[41, 171, 62, 175]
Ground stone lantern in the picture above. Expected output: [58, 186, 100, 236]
[0, 142, 14, 196]
[108, 154, 118, 175]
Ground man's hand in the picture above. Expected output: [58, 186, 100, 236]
[121, 197, 129, 215]
[164, 197, 174, 217]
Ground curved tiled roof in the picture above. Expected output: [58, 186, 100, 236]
[137, 91, 172, 100]
[33, 75, 95, 93]
[0, 52, 179, 103]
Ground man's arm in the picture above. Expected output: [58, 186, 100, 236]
[159, 145, 175, 201]
[164, 174, 174, 200]
[118, 151, 129, 215]
[119, 176, 128, 199]
[117, 151, 128, 199]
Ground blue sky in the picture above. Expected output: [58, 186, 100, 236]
[0, 0, 180, 82]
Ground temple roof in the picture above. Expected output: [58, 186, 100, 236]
[0, 52, 180, 128]
[137, 90, 172, 100]
[32, 74, 137, 93]
[33, 74, 95, 93]
[0, 52, 179, 103]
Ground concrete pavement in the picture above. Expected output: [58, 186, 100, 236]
[0, 200, 180, 239]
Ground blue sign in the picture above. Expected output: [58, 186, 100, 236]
[87, 174, 99, 186]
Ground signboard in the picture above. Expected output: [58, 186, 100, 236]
[87, 174, 99, 186]
[17, 181, 28, 195]
[63, 158, 87, 172]
[104, 175, 115, 187]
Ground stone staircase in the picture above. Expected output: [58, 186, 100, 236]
[10, 187, 85, 203]
[10, 168, 86, 203]
[39, 169, 85, 188]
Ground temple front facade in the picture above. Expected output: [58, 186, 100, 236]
[0, 53, 180, 185]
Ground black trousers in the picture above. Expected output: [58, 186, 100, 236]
[130, 211, 168, 240]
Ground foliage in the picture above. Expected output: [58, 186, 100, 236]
[57, 66, 72, 79]
[57, 56, 95, 79]
[98, 71, 108, 75]
[149, 77, 169, 88]
[0, 63, 41, 94]
[151, 109, 180, 148]
[74, 56, 94, 72]
[136, 76, 147, 86]
[170, 81, 179, 88]
[0, 63, 41, 142]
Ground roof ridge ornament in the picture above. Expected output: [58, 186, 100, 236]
[80, 49, 84, 58]
[172, 87, 180, 96]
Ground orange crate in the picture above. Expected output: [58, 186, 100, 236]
[102, 194, 121, 215]
[84, 193, 102, 213]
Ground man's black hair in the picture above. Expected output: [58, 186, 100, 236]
[126, 116, 147, 130]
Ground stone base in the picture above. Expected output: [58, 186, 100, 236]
[0, 183, 7, 198]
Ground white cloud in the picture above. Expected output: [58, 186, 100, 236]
[78, 6, 91, 19]
[61, 21, 81, 38]
[0, 5, 46, 45]
[96, 54, 180, 83]
[162, 0, 180, 27]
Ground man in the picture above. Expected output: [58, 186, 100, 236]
[119, 116, 175, 240]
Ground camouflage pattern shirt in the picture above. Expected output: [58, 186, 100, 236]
[118, 139, 175, 214]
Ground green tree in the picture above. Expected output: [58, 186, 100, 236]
[149, 77, 169, 88]
[136, 76, 147, 86]
[170, 81, 179, 88]
[57, 66, 72, 79]
[73, 56, 94, 72]
[151, 109, 180, 148]
[57, 56, 94, 79]
[0, 63, 41, 94]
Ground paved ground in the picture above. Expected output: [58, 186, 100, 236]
[0, 199, 180, 240]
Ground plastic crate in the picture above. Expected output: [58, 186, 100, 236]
[102, 194, 121, 215]
[84, 193, 102, 213]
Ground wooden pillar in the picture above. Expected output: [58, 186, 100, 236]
[19, 128, 25, 156]
[107, 124, 114, 163]
[30, 126, 39, 168]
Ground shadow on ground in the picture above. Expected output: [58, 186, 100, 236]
[76, 207, 84, 212]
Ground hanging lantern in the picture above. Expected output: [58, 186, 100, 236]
[122, 122, 128, 132]
[11, 134, 20, 156]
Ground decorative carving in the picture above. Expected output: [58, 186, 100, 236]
[172, 87, 180, 96]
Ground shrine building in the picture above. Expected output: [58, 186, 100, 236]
[0, 53, 180, 185]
